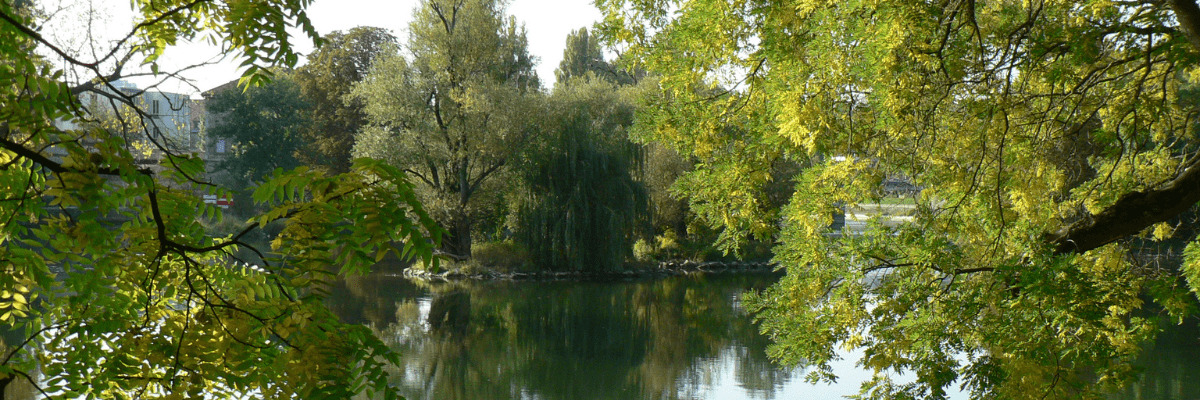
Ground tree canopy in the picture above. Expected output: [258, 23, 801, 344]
[294, 26, 397, 175]
[600, 0, 1200, 397]
[352, 0, 540, 259]
[0, 0, 439, 398]
[555, 27, 636, 85]
[206, 72, 308, 188]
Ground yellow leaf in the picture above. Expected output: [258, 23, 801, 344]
[1152, 222, 1174, 241]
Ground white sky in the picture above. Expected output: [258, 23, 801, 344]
[45, 0, 603, 95]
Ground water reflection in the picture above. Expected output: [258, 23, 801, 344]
[330, 273, 792, 400]
[328, 273, 1200, 400]
[1114, 318, 1200, 400]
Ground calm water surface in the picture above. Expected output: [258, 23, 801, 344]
[328, 272, 1200, 400]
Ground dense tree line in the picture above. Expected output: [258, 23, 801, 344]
[12, 0, 1200, 396]
[32, 0, 1200, 397]
[209, 3, 722, 272]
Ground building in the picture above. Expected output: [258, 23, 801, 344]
[60, 80, 202, 170]
[195, 80, 240, 183]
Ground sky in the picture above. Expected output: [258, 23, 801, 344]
[46, 0, 604, 95]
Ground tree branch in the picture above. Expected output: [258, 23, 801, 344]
[1048, 155, 1200, 254]
[1044, 0, 1200, 254]
[1170, 0, 1200, 49]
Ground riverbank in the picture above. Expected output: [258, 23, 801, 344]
[401, 260, 779, 281]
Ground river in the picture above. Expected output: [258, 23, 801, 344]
[327, 272, 1200, 400]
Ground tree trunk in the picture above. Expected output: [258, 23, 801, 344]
[428, 290, 471, 336]
[0, 374, 14, 400]
[441, 215, 472, 260]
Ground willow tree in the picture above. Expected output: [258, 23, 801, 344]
[352, 0, 540, 259]
[0, 0, 439, 397]
[601, 0, 1200, 398]
[516, 77, 647, 271]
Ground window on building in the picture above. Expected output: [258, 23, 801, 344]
[191, 119, 199, 133]
[152, 100, 160, 114]
[216, 139, 226, 154]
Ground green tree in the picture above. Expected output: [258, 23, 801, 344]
[294, 26, 396, 175]
[639, 142, 691, 236]
[352, 0, 540, 259]
[206, 72, 308, 188]
[515, 77, 647, 271]
[0, 0, 439, 398]
[555, 27, 634, 85]
[601, 0, 1200, 397]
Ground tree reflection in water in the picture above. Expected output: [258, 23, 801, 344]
[330, 273, 792, 400]
[330, 273, 1200, 399]
[1114, 317, 1200, 400]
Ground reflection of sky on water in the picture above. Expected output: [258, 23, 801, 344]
[685, 344, 970, 400]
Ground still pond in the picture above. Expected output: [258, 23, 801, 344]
[328, 272, 1200, 400]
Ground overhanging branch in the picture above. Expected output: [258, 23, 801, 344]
[1048, 155, 1200, 254]
[1045, 0, 1200, 254]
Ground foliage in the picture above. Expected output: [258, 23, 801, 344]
[632, 230, 682, 263]
[554, 27, 635, 86]
[600, 0, 1200, 397]
[352, 0, 541, 259]
[632, 238, 655, 263]
[456, 240, 531, 273]
[639, 141, 691, 236]
[294, 26, 397, 175]
[206, 71, 308, 190]
[514, 77, 647, 271]
[0, 0, 441, 398]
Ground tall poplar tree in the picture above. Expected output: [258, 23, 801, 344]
[352, 0, 540, 259]
[601, 0, 1200, 397]
[556, 27, 638, 86]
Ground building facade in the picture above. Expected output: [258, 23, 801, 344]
[61, 80, 202, 169]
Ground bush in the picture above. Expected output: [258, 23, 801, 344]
[633, 239, 656, 262]
[632, 230, 688, 264]
[464, 240, 531, 273]
[655, 229, 682, 258]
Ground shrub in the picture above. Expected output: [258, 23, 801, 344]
[466, 240, 531, 272]
[633, 239, 656, 262]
